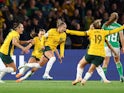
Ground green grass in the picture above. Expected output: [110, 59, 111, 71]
[0, 80, 124, 93]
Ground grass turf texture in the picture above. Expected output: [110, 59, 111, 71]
[0, 80, 124, 93]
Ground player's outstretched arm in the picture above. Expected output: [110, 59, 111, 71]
[66, 29, 87, 36]
[109, 25, 124, 34]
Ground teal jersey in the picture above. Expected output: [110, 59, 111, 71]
[102, 22, 122, 48]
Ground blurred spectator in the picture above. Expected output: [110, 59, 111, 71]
[75, 0, 86, 19]
[47, 9, 57, 29]
[26, 0, 39, 18]
[94, 5, 105, 19]
[42, 0, 52, 17]
[110, 3, 118, 13]
[84, 9, 94, 30]
[86, 0, 97, 16]
[34, 10, 47, 30]
[65, 35, 72, 49]
[62, 0, 75, 17]
[36, 0, 43, 10]
[70, 21, 83, 49]
[1, 5, 12, 39]
[29, 16, 42, 34]
[0, 9, 6, 46]
[71, 9, 81, 24]
[1, 0, 124, 49]
[97, 0, 110, 13]
[119, 13, 124, 25]
[101, 12, 109, 25]
[14, 6, 28, 23]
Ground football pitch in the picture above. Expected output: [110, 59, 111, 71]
[0, 80, 124, 93]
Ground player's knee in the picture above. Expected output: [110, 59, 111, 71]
[114, 56, 119, 62]
[14, 67, 17, 72]
[50, 57, 56, 62]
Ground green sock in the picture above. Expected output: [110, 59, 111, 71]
[102, 67, 107, 75]
[116, 62, 123, 77]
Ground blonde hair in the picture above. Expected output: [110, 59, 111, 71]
[92, 19, 101, 29]
[56, 19, 65, 28]
[105, 12, 118, 26]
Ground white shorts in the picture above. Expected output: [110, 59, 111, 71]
[105, 47, 120, 57]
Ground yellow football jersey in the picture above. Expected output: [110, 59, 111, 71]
[41, 28, 66, 57]
[32, 37, 43, 59]
[0, 30, 19, 55]
[67, 26, 124, 57]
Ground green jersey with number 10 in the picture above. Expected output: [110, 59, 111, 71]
[102, 22, 123, 48]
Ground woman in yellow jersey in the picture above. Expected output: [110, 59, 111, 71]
[66, 19, 124, 85]
[15, 29, 46, 82]
[17, 19, 66, 80]
[0, 23, 29, 83]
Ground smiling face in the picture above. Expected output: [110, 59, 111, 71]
[92, 19, 102, 29]
[38, 29, 46, 37]
[15, 23, 24, 34]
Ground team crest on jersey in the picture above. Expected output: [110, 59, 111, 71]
[59, 38, 64, 43]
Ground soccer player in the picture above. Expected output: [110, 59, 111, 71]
[16, 19, 67, 80]
[102, 12, 124, 82]
[16, 29, 46, 82]
[0, 23, 29, 83]
[16, 29, 62, 82]
[66, 19, 124, 85]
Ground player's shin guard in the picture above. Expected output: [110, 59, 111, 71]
[116, 62, 123, 77]
[102, 67, 107, 75]
[0, 67, 14, 73]
[76, 64, 83, 80]
[96, 66, 107, 81]
[83, 72, 92, 81]
[43, 57, 56, 76]
[16, 70, 34, 83]
[21, 70, 33, 80]
[25, 63, 41, 68]
[0, 72, 6, 80]
[19, 67, 29, 75]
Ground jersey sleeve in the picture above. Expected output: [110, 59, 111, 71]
[66, 29, 87, 36]
[108, 26, 124, 35]
[12, 33, 19, 41]
[86, 30, 90, 36]
[60, 34, 66, 57]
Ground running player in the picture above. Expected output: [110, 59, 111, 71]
[16, 19, 67, 80]
[66, 19, 124, 85]
[16, 29, 62, 82]
[0, 23, 29, 83]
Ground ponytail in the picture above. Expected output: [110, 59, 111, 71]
[105, 12, 118, 26]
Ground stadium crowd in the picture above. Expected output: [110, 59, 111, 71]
[0, 0, 124, 49]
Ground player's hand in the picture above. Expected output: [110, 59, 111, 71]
[22, 47, 30, 54]
[58, 57, 62, 64]
[41, 46, 45, 51]
[121, 47, 124, 53]
[26, 39, 33, 44]
[61, 56, 64, 59]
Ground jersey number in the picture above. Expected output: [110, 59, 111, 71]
[95, 35, 102, 44]
[107, 33, 118, 42]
